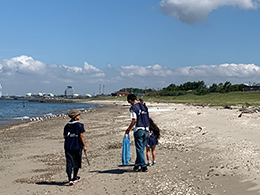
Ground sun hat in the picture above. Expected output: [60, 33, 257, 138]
[68, 109, 80, 119]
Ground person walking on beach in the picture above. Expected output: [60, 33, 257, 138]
[64, 109, 87, 185]
[146, 118, 160, 166]
[126, 94, 150, 172]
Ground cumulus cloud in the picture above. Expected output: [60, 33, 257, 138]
[83, 62, 105, 77]
[107, 64, 112, 69]
[119, 63, 260, 88]
[1, 55, 46, 74]
[1, 55, 260, 95]
[160, 0, 260, 24]
[120, 64, 173, 77]
[0, 55, 105, 95]
[179, 63, 260, 77]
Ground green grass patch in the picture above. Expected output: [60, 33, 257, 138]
[88, 91, 260, 106]
[145, 91, 260, 106]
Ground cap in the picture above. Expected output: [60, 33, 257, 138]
[68, 109, 80, 119]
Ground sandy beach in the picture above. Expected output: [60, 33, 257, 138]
[1, 100, 260, 195]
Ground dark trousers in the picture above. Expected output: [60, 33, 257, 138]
[65, 149, 82, 181]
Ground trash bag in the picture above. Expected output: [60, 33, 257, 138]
[122, 134, 131, 165]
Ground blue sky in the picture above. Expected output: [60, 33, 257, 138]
[0, 0, 260, 95]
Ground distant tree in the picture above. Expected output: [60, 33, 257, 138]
[117, 81, 247, 97]
[223, 81, 232, 92]
[118, 87, 155, 94]
[217, 83, 224, 93]
[229, 84, 245, 92]
[209, 83, 218, 93]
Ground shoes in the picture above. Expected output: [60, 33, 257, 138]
[147, 162, 152, 166]
[69, 176, 81, 186]
[73, 176, 81, 183]
[133, 166, 140, 172]
[133, 166, 148, 172]
[152, 161, 156, 165]
[141, 166, 148, 172]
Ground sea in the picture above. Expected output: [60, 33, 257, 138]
[0, 99, 102, 129]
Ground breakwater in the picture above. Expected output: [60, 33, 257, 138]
[28, 99, 74, 103]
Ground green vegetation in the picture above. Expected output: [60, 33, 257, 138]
[118, 81, 246, 96]
[149, 81, 245, 96]
[119, 87, 156, 94]
[90, 81, 260, 106]
[140, 91, 260, 106]
[91, 91, 260, 106]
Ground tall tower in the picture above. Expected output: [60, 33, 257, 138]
[65, 86, 74, 98]
[99, 84, 101, 95]
[0, 84, 2, 98]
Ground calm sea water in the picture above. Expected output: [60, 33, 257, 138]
[0, 99, 101, 129]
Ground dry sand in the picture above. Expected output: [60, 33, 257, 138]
[1, 100, 260, 194]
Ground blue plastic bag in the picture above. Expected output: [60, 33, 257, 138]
[122, 134, 131, 165]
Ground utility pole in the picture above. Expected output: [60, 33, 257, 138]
[0, 84, 2, 98]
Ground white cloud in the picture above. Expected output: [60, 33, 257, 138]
[1, 55, 46, 74]
[176, 63, 260, 77]
[0, 55, 105, 95]
[62, 65, 83, 73]
[160, 0, 260, 24]
[170, 63, 260, 86]
[107, 64, 112, 69]
[120, 64, 173, 77]
[1, 55, 260, 95]
[119, 63, 260, 88]
[83, 62, 105, 77]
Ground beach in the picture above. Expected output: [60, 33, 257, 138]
[1, 100, 260, 195]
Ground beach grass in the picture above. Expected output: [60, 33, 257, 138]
[144, 91, 260, 106]
[92, 91, 260, 106]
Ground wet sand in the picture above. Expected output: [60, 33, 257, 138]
[1, 100, 260, 194]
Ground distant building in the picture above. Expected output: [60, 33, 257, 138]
[0, 84, 2, 98]
[85, 94, 92, 97]
[65, 86, 74, 98]
[243, 86, 260, 91]
[47, 93, 54, 97]
[117, 91, 130, 96]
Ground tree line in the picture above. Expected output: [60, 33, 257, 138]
[119, 81, 246, 96]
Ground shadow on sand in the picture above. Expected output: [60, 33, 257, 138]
[89, 164, 134, 174]
[36, 181, 68, 186]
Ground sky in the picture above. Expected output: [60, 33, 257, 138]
[0, 0, 260, 96]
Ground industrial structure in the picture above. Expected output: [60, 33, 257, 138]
[0, 84, 2, 98]
[65, 86, 74, 98]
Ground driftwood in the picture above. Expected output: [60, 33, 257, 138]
[238, 106, 260, 117]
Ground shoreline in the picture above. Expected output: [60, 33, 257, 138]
[0, 100, 104, 131]
[1, 100, 260, 194]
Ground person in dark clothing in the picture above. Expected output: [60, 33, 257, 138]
[64, 109, 87, 185]
[125, 94, 150, 172]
